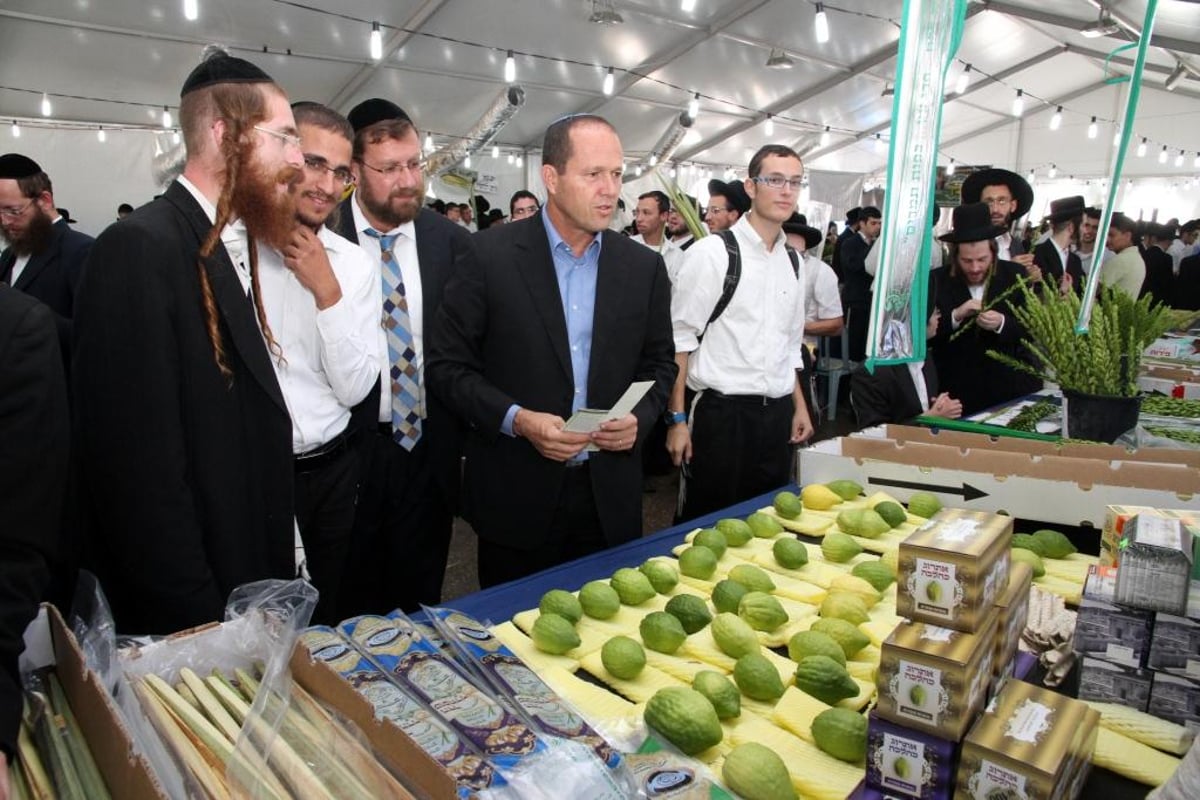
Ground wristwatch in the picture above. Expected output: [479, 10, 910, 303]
[664, 410, 687, 426]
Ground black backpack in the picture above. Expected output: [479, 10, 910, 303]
[699, 229, 800, 340]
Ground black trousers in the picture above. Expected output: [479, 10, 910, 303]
[680, 391, 795, 523]
[294, 442, 359, 625]
[476, 464, 607, 589]
[340, 428, 453, 616]
[846, 300, 871, 363]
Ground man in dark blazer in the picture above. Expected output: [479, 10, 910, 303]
[839, 205, 881, 362]
[0, 286, 68, 778]
[0, 154, 92, 364]
[1140, 223, 1176, 307]
[850, 361, 962, 428]
[1032, 195, 1086, 295]
[72, 51, 304, 634]
[427, 114, 676, 588]
[330, 99, 475, 613]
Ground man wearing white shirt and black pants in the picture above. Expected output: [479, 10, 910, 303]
[257, 103, 380, 624]
[667, 145, 814, 522]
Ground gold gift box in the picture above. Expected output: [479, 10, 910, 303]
[956, 680, 1098, 800]
[876, 611, 998, 741]
[898, 509, 1012, 633]
[992, 561, 1034, 684]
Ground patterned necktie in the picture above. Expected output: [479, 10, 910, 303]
[365, 229, 422, 450]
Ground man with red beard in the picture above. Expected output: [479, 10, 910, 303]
[255, 103, 380, 624]
[330, 99, 475, 614]
[72, 49, 305, 634]
[0, 154, 93, 364]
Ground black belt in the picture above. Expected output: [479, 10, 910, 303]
[294, 426, 354, 473]
[704, 389, 791, 406]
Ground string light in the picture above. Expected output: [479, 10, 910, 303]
[1049, 106, 1062, 130]
[874, 133, 884, 153]
[492, 144, 499, 159]
[424, 132, 433, 152]
[507, 152, 514, 165]
[820, 125, 830, 147]
[814, 4, 830, 44]
[41, 93, 52, 117]
[515, 153, 523, 167]
[1158, 145, 1168, 164]
[602, 67, 614, 96]
[1175, 150, 1185, 168]
[172, 130, 180, 144]
[1087, 116, 1098, 139]
[1048, 164, 1057, 178]
[681, 0, 696, 11]
[161, 106, 172, 129]
[504, 50, 516, 83]
[183, 0, 198, 21]
[10, 121, 19, 138]
[1026, 168, 1035, 182]
[1195, 153, 1200, 169]
[945, 159, 955, 176]
[464, 153, 471, 168]
[764, 115, 774, 136]
[955, 64, 971, 95]
[369, 22, 382, 61]
[635, 164, 643, 176]
[1137, 137, 1148, 157]
[1011, 89, 1024, 117]
[97, 127, 105, 143]
[687, 93, 700, 120]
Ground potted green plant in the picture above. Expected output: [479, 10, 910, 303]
[987, 282, 1176, 443]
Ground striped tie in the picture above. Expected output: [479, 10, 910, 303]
[366, 229, 422, 450]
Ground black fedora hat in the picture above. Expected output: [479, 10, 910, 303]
[960, 168, 1034, 219]
[707, 178, 750, 214]
[938, 202, 1007, 243]
[1045, 195, 1085, 224]
[782, 212, 822, 251]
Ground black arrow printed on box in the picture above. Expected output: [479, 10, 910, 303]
[868, 477, 989, 502]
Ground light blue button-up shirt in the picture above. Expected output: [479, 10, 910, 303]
[501, 206, 602, 437]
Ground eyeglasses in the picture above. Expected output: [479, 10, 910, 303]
[511, 204, 540, 219]
[357, 158, 424, 179]
[706, 205, 731, 214]
[303, 155, 355, 187]
[751, 175, 803, 191]
[253, 124, 302, 149]
[0, 199, 35, 219]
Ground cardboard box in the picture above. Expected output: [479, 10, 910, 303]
[1138, 362, 1200, 400]
[19, 605, 167, 800]
[1145, 335, 1200, 362]
[1149, 603, 1200, 678]
[1148, 673, 1200, 732]
[897, 509, 1011, 633]
[1114, 515, 1194, 615]
[876, 613, 997, 741]
[799, 428, 1200, 530]
[866, 711, 957, 799]
[992, 562, 1034, 682]
[1063, 706, 1101, 800]
[1100, 505, 1200, 571]
[1077, 655, 1152, 711]
[957, 681, 1095, 800]
[1073, 565, 1153, 667]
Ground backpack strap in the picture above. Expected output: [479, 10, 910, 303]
[784, 244, 800, 279]
[702, 230, 742, 338]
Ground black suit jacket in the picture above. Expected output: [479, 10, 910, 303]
[1032, 239, 1085, 294]
[929, 261, 1042, 416]
[330, 198, 473, 508]
[1177, 253, 1200, 311]
[72, 181, 295, 634]
[839, 233, 873, 307]
[426, 214, 677, 550]
[850, 361, 938, 429]
[0, 287, 67, 758]
[0, 218, 92, 363]
[1141, 245, 1174, 307]
[831, 226, 855, 278]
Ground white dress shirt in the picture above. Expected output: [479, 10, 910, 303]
[803, 252, 842, 348]
[350, 197, 427, 423]
[996, 232, 1015, 262]
[258, 226, 382, 453]
[630, 232, 686, 283]
[672, 214, 806, 398]
[177, 176, 252, 295]
[907, 361, 930, 411]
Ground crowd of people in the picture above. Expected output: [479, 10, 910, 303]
[3, 47, 1200, 786]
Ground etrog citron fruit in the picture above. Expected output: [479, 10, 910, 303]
[578, 580, 621, 619]
[640, 611, 687, 654]
[787, 630, 847, 666]
[873, 501, 908, 529]
[836, 508, 890, 539]
[716, 518, 754, 546]
[851, 561, 896, 592]
[733, 652, 786, 701]
[610, 567, 657, 605]
[1010, 547, 1045, 577]
[794, 655, 859, 705]
[773, 537, 809, 569]
[1012, 533, 1050, 557]
[738, 591, 789, 633]
[1032, 529, 1077, 559]
[664, 593, 713, 634]
[826, 479, 863, 501]
[538, 589, 582, 624]
[678, 545, 719, 580]
[722, 743, 798, 800]
[772, 491, 803, 520]
[801, 483, 842, 510]
[812, 707, 868, 763]
[829, 575, 882, 607]
[821, 532, 863, 563]
[531, 613, 580, 654]
[693, 527, 728, 559]
[906, 492, 942, 518]
[600, 635, 645, 680]
[712, 578, 750, 614]
[728, 563, 776, 593]
[811, 618, 871, 659]
[820, 592, 870, 625]
[640, 559, 679, 594]
[692, 670, 741, 720]
[711, 612, 760, 659]
[747, 511, 785, 538]
[644, 687, 723, 756]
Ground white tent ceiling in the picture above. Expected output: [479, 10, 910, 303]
[1, 0, 1197, 206]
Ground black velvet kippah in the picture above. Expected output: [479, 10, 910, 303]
[347, 98, 411, 133]
[181, 51, 272, 96]
[0, 153, 41, 179]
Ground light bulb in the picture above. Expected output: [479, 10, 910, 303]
[1048, 164, 1057, 178]
[1026, 169, 1035, 182]
[1194, 153, 1200, 169]
[945, 159, 955, 176]
[635, 164, 643, 176]
[1159, 145, 1168, 164]
[464, 153, 471, 168]
[681, 0, 696, 11]
[602, 67, 614, 96]
[874, 133, 884, 153]
[1087, 117, 1097, 139]
[97, 127, 106, 143]
[669, 166, 677, 178]
[820, 126, 830, 147]
[1175, 151, 1185, 168]
[183, 0, 198, 21]
[764, 115, 774, 136]
[955, 64, 970, 95]
[649, 153, 659, 166]
[507, 153, 514, 165]
[424, 133, 434, 152]
[1011, 89, 1024, 117]
[492, 144, 500, 159]
[814, 4, 830, 44]
[516, 154, 523, 167]
[1113, 131, 1121, 147]
[10, 121, 19, 138]
[687, 93, 699, 119]
[173, 130, 181, 144]
[1137, 138, 1147, 157]
[1049, 106, 1062, 130]
[41, 93, 52, 117]
[162, 106, 172, 129]
[504, 51, 516, 83]
[369, 22, 382, 61]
